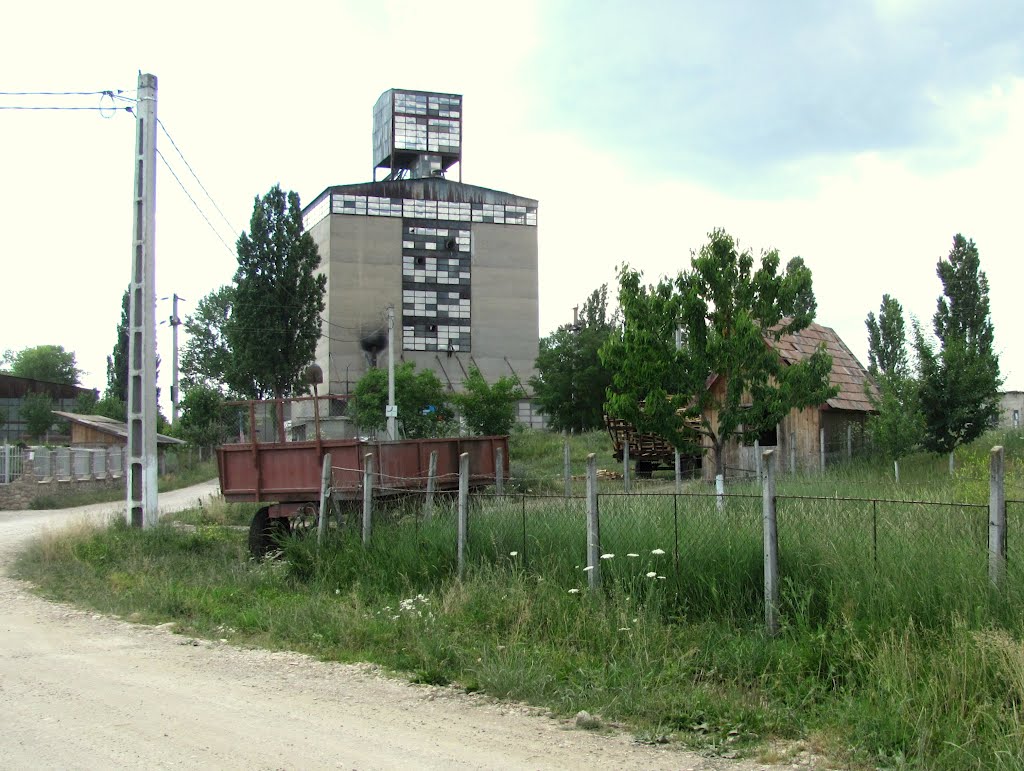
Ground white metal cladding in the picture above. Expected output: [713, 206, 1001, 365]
[303, 193, 537, 231]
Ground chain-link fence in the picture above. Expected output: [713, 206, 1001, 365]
[312, 462, 1019, 631]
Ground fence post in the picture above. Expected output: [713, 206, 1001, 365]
[623, 440, 631, 493]
[674, 448, 682, 493]
[495, 446, 504, 496]
[846, 424, 853, 461]
[586, 453, 601, 590]
[563, 435, 572, 498]
[819, 427, 825, 472]
[762, 449, 780, 636]
[2, 444, 8, 484]
[317, 453, 332, 547]
[789, 432, 796, 474]
[424, 450, 438, 521]
[989, 445, 1006, 589]
[362, 453, 374, 546]
[754, 439, 761, 481]
[458, 452, 469, 580]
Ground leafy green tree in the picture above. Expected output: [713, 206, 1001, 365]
[454, 366, 525, 436]
[21, 392, 56, 441]
[226, 185, 326, 399]
[602, 228, 836, 480]
[914, 234, 1002, 455]
[531, 284, 617, 432]
[3, 345, 82, 385]
[181, 285, 236, 393]
[178, 385, 235, 447]
[351, 362, 451, 439]
[864, 295, 924, 479]
[106, 288, 130, 401]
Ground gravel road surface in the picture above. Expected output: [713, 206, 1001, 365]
[0, 482, 825, 769]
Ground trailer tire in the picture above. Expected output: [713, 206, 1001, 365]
[249, 506, 290, 559]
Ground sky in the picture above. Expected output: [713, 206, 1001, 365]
[2, 0, 1022, 416]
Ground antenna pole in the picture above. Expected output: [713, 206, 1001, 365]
[386, 305, 397, 440]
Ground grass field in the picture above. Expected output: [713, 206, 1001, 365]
[14, 428, 1024, 769]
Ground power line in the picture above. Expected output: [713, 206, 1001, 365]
[0, 89, 126, 96]
[0, 105, 132, 112]
[156, 148, 237, 257]
[157, 118, 238, 235]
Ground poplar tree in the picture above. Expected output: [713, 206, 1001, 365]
[914, 234, 1001, 455]
[227, 185, 326, 399]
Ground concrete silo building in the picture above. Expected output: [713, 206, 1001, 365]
[301, 89, 543, 427]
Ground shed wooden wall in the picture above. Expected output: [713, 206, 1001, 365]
[70, 424, 123, 447]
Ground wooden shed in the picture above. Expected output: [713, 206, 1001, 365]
[53, 412, 185, 452]
[702, 322, 877, 480]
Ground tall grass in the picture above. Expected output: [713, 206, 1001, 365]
[13, 427, 1024, 769]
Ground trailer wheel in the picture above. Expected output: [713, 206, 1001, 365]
[248, 506, 290, 559]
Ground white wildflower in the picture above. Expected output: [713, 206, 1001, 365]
[651, 548, 666, 555]
[582, 565, 595, 572]
[600, 553, 615, 560]
[509, 551, 518, 557]
[657, 575, 666, 580]
[568, 588, 581, 594]
[626, 553, 639, 558]
[646, 571, 657, 578]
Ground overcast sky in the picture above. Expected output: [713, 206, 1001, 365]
[2, 0, 1021, 415]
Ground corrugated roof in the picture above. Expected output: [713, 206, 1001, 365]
[53, 412, 185, 445]
[770, 322, 877, 412]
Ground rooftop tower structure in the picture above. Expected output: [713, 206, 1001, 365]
[373, 89, 462, 182]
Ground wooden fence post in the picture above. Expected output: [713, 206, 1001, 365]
[362, 453, 373, 546]
[989, 445, 1006, 589]
[317, 453, 332, 546]
[424, 450, 438, 521]
[586, 453, 601, 590]
[563, 435, 572, 498]
[458, 452, 469, 580]
[495, 446, 504, 496]
[762, 449, 780, 636]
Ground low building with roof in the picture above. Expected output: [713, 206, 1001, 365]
[53, 411, 184, 452]
[0, 373, 97, 444]
[701, 321, 878, 480]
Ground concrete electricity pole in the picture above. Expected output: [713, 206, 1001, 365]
[169, 293, 182, 424]
[126, 72, 159, 528]
[386, 305, 397, 440]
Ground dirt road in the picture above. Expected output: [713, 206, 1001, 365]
[0, 484, 819, 770]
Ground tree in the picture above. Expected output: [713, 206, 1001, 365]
[864, 295, 924, 479]
[3, 345, 81, 385]
[105, 288, 130, 401]
[181, 285, 236, 393]
[865, 294, 908, 378]
[350, 362, 451, 439]
[454, 366, 525, 436]
[21, 392, 56, 441]
[602, 228, 837, 481]
[226, 185, 326, 399]
[914, 234, 1002, 455]
[178, 385, 235, 447]
[531, 284, 618, 432]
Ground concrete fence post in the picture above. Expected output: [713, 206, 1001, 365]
[846, 424, 853, 461]
[586, 453, 601, 590]
[424, 450, 438, 521]
[989, 445, 1006, 589]
[2, 444, 9, 485]
[623, 440, 631, 493]
[674, 448, 682, 493]
[789, 432, 796, 474]
[563, 435, 572, 499]
[362, 453, 374, 546]
[458, 452, 469, 580]
[762, 449, 780, 637]
[819, 427, 826, 472]
[317, 453, 332, 547]
[754, 439, 761, 481]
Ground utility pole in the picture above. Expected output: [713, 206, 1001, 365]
[169, 293, 182, 425]
[126, 72, 159, 528]
[386, 305, 397, 440]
